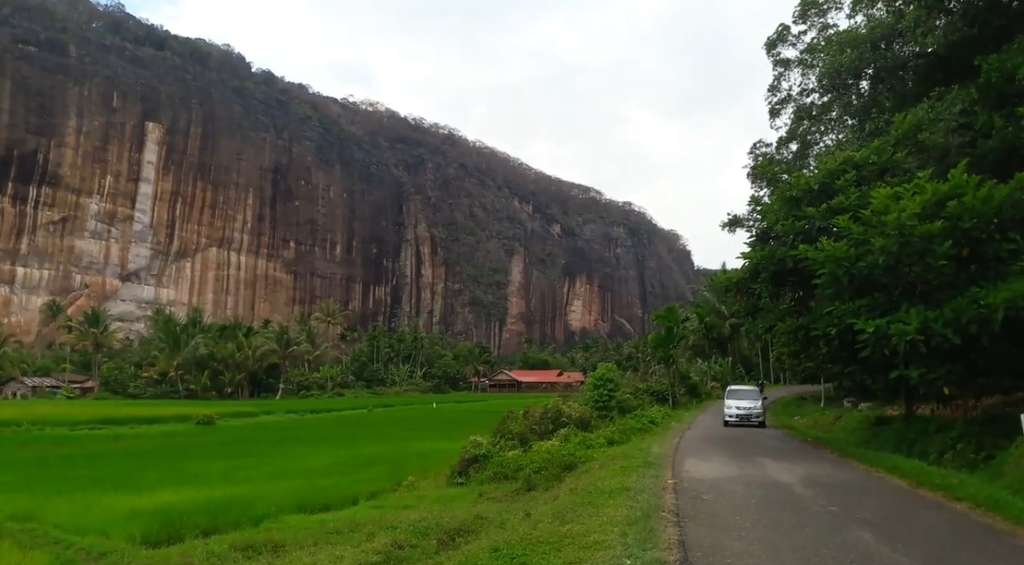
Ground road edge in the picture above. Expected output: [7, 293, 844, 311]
[664, 402, 710, 565]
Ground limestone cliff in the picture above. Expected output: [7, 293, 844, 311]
[0, 0, 700, 352]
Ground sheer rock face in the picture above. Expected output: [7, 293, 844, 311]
[0, 0, 700, 352]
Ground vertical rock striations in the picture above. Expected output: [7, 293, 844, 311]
[0, 0, 700, 352]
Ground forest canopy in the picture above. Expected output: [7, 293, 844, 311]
[719, 0, 1024, 411]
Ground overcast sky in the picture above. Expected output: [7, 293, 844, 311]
[123, 0, 795, 268]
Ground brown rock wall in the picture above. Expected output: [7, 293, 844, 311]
[0, 0, 701, 351]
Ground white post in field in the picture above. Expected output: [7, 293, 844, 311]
[820, 376, 825, 408]
[1020, 413, 1023, 436]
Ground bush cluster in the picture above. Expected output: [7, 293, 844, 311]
[450, 363, 676, 490]
[451, 404, 671, 490]
[193, 413, 218, 426]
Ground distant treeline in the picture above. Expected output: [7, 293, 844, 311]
[0, 287, 755, 401]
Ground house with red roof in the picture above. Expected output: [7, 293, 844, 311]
[480, 369, 586, 392]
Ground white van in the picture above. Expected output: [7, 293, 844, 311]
[723, 385, 767, 428]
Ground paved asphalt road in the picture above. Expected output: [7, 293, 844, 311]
[673, 385, 1024, 565]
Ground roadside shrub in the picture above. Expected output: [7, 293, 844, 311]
[999, 439, 1024, 495]
[583, 363, 624, 418]
[451, 399, 594, 486]
[449, 435, 494, 485]
[482, 433, 593, 491]
[491, 399, 594, 449]
[194, 413, 218, 426]
[451, 401, 672, 489]
[866, 411, 1022, 470]
[596, 407, 672, 446]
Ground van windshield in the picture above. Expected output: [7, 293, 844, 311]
[726, 389, 762, 401]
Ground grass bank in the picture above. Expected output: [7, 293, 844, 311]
[0, 398, 703, 564]
[773, 396, 1024, 528]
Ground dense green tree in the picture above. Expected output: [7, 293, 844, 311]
[724, 0, 1024, 412]
[512, 342, 571, 371]
[583, 363, 624, 418]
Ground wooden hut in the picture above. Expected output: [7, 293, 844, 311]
[1, 374, 98, 399]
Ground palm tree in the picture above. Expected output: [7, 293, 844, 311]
[36, 298, 68, 348]
[691, 290, 748, 376]
[145, 307, 208, 398]
[311, 299, 350, 346]
[456, 343, 492, 392]
[218, 326, 272, 400]
[39, 298, 67, 327]
[295, 315, 330, 369]
[64, 306, 118, 392]
[266, 322, 310, 400]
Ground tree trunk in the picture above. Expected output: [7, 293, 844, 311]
[758, 343, 764, 382]
[92, 354, 101, 394]
[276, 362, 287, 400]
[663, 368, 671, 407]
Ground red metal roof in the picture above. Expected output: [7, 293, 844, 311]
[499, 370, 586, 384]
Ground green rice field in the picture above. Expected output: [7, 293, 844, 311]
[0, 395, 547, 552]
[0, 393, 519, 429]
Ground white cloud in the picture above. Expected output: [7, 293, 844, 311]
[125, 0, 794, 267]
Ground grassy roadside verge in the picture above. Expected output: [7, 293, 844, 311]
[6, 401, 704, 564]
[773, 397, 1024, 529]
